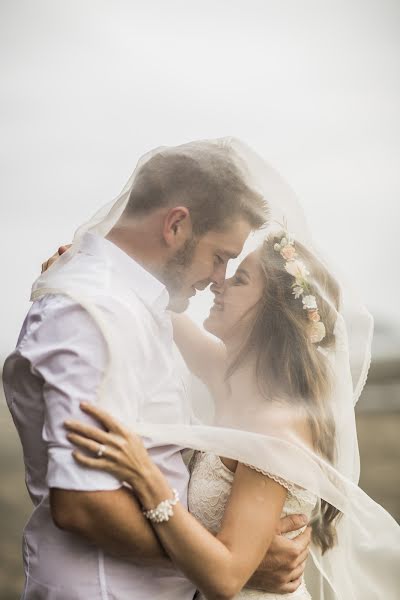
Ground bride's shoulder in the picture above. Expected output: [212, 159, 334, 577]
[253, 400, 314, 451]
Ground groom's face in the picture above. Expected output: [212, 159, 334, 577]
[164, 218, 252, 312]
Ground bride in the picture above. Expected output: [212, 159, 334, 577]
[42, 139, 400, 600]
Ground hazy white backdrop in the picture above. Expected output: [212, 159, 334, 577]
[1, 0, 399, 364]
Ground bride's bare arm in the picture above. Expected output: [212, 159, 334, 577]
[134, 462, 287, 600]
[171, 313, 226, 386]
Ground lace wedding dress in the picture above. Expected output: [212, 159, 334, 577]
[188, 452, 316, 600]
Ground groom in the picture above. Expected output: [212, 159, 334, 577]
[3, 143, 311, 599]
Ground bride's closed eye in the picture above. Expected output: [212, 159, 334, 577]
[233, 275, 246, 285]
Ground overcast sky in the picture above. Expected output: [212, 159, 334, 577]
[1, 0, 399, 362]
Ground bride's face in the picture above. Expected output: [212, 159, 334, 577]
[204, 249, 265, 343]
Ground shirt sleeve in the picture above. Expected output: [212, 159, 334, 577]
[18, 295, 123, 492]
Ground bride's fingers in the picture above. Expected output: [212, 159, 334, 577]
[72, 450, 118, 473]
[41, 251, 61, 273]
[40, 244, 71, 274]
[79, 402, 128, 436]
[64, 420, 114, 445]
[67, 432, 118, 460]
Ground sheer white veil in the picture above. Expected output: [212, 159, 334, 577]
[31, 138, 399, 599]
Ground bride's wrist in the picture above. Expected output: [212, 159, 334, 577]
[129, 464, 173, 510]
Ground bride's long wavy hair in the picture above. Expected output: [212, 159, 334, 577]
[226, 232, 341, 554]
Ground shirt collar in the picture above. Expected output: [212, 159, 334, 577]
[78, 232, 170, 315]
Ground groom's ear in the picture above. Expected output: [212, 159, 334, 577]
[163, 206, 192, 248]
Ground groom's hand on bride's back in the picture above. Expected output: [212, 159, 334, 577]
[246, 513, 311, 594]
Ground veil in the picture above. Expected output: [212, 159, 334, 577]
[31, 138, 400, 599]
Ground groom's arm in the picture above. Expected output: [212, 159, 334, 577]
[23, 296, 171, 566]
[50, 487, 170, 566]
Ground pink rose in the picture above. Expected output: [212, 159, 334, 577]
[280, 245, 297, 261]
[308, 309, 321, 323]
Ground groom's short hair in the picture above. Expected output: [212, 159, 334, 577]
[123, 143, 268, 235]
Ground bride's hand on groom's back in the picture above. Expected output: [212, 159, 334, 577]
[41, 244, 71, 273]
[246, 514, 311, 594]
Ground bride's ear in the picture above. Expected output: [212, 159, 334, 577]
[163, 206, 193, 248]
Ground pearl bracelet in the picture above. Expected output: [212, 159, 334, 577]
[143, 488, 179, 524]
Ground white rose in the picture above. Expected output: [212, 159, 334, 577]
[302, 295, 317, 310]
[285, 260, 308, 279]
[292, 285, 304, 299]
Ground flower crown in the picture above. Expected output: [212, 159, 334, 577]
[273, 233, 326, 344]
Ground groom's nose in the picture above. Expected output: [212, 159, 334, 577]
[195, 280, 211, 291]
[211, 262, 227, 287]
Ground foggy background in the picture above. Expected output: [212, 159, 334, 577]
[1, 0, 400, 356]
[0, 1, 399, 598]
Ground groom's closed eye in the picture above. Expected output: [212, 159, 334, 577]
[214, 251, 240, 269]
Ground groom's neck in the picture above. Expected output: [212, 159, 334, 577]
[106, 223, 166, 284]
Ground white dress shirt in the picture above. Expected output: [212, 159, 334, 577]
[3, 232, 197, 600]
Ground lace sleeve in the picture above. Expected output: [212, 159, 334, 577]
[242, 463, 300, 495]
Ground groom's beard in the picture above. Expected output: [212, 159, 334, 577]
[162, 237, 198, 312]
